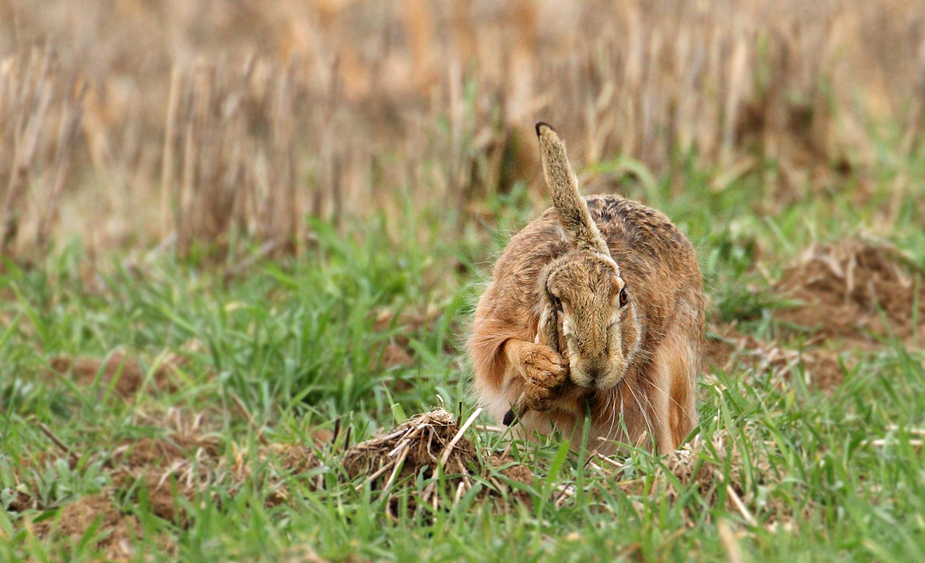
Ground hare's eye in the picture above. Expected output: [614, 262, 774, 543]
[619, 287, 628, 308]
[553, 296, 563, 311]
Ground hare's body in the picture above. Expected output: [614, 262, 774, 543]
[470, 124, 703, 454]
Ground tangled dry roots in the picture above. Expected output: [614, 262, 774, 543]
[342, 409, 480, 507]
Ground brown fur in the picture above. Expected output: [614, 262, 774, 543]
[470, 124, 703, 454]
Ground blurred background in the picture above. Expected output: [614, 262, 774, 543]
[2, 0, 924, 260]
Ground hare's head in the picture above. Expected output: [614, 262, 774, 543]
[535, 123, 641, 390]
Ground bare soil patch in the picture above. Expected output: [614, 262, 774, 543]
[9, 405, 393, 528]
[661, 428, 774, 505]
[30, 491, 174, 562]
[48, 352, 182, 397]
[706, 322, 850, 391]
[9, 408, 227, 527]
[704, 239, 925, 391]
[107, 434, 222, 523]
[108, 410, 225, 524]
[707, 240, 924, 391]
[704, 323, 758, 373]
[9, 402, 798, 551]
[368, 309, 428, 391]
[379, 344, 415, 370]
[371, 307, 461, 369]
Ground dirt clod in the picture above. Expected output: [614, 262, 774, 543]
[5, 489, 33, 512]
[656, 427, 793, 525]
[380, 344, 415, 370]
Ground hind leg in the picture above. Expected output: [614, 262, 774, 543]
[648, 328, 700, 453]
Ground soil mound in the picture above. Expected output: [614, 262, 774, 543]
[775, 241, 925, 343]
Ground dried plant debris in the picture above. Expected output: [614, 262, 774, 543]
[256, 409, 538, 514]
[5, 2, 925, 259]
[707, 240, 924, 392]
[256, 409, 536, 513]
[343, 410, 475, 483]
[775, 240, 925, 343]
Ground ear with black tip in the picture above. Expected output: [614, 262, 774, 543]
[535, 121, 555, 137]
[535, 122, 610, 257]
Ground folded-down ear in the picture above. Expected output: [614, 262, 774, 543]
[538, 300, 560, 353]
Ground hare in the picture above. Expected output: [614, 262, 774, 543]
[469, 123, 703, 454]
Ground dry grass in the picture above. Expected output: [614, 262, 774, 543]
[2, 0, 925, 258]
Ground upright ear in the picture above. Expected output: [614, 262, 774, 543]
[535, 122, 610, 257]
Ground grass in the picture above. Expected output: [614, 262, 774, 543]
[2, 146, 925, 562]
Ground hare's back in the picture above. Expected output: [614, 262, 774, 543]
[491, 194, 698, 291]
[585, 195, 693, 262]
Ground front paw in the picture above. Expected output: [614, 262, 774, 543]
[520, 344, 568, 411]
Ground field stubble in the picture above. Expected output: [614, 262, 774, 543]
[2, 0, 925, 259]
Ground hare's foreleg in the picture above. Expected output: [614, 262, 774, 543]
[502, 339, 569, 415]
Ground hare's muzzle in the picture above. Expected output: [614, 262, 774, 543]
[569, 354, 623, 390]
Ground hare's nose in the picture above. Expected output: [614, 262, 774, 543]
[587, 366, 605, 381]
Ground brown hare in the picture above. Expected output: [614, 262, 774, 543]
[469, 123, 703, 454]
